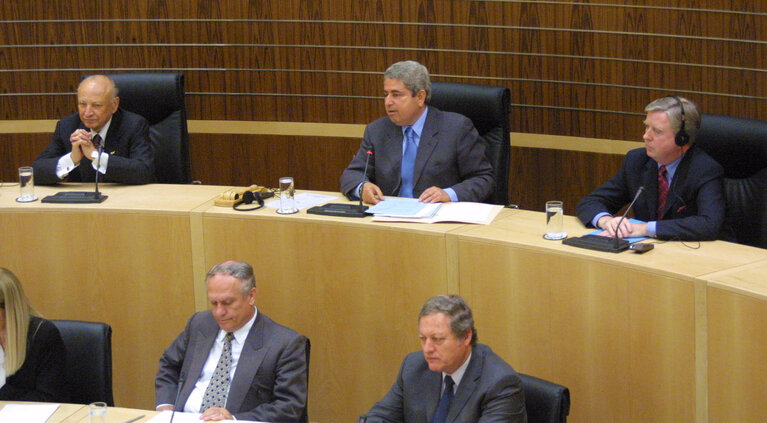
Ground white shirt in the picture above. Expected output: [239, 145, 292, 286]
[442, 351, 472, 394]
[55, 118, 112, 179]
[183, 307, 258, 413]
[0, 345, 6, 389]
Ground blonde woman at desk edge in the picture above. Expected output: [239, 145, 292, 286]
[0, 268, 67, 401]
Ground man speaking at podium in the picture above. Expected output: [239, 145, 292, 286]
[340, 61, 494, 204]
[32, 74, 154, 185]
[576, 96, 726, 241]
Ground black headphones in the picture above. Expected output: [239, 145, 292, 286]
[668, 95, 690, 147]
[233, 190, 265, 211]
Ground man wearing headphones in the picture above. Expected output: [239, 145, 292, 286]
[576, 96, 727, 241]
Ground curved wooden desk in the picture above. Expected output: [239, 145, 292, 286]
[2, 184, 766, 423]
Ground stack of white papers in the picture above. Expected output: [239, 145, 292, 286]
[146, 410, 267, 422]
[367, 198, 441, 218]
[0, 403, 59, 423]
[372, 201, 502, 225]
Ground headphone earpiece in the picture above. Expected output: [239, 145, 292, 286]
[233, 191, 265, 211]
[668, 95, 690, 147]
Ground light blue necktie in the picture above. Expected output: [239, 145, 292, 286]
[399, 126, 417, 197]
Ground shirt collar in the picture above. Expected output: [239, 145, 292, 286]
[90, 116, 113, 141]
[217, 306, 258, 345]
[403, 106, 429, 139]
[443, 351, 472, 388]
[658, 154, 683, 182]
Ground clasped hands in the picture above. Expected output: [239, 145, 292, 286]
[69, 129, 98, 164]
[597, 215, 648, 238]
[361, 182, 450, 205]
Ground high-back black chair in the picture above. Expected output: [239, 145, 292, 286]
[52, 320, 114, 406]
[696, 114, 767, 249]
[91, 73, 191, 184]
[428, 82, 511, 205]
[519, 373, 570, 423]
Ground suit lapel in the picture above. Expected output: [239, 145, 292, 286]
[104, 109, 124, 154]
[446, 352, 481, 423]
[177, 316, 219, 409]
[413, 110, 439, 188]
[420, 369, 442, 423]
[639, 159, 659, 220]
[226, 313, 268, 413]
[662, 148, 694, 218]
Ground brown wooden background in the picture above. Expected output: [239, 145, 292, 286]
[2, 1, 766, 213]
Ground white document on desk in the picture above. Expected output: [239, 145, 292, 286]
[146, 410, 269, 423]
[0, 403, 59, 422]
[372, 202, 502, 224]
[265, 193, 338, 210]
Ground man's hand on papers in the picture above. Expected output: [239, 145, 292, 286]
[362, 182, 386, 204]
[419, 186, 450, 203]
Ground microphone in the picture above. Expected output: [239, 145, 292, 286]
[613, 186, 645, 248]
[94, 143, 104, 200]
[358, 150, 374, 211]
[306, 149, 371, 217]
[563, 186, 645, 253]
[168, 375, 185, 423]
[40, 135, 108, 203]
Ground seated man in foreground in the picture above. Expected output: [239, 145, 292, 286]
[155, 261, 308, 422]
[360, 295, 527, 423]
[340, 60, 495, 204]
[576, 96, 727, 241]
[32, 74, 154, 185]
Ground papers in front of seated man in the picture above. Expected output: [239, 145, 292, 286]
[146, 410, 269, 423]
[372, 201, 502, 225]
[366, 197, 441, 218]
[0, 403, 59, 423]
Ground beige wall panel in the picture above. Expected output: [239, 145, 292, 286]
[706, 261, 767, 422]
[456, 239, 697, 423]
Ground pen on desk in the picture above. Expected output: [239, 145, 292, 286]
[122, 415, 145, 423]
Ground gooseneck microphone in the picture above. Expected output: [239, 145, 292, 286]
[613, 186, 645, 248]
[94, 143, 104, 200]
[358, 150, 374, 210]
[563, 186, 645, 253]
[168, 375, 185, 423]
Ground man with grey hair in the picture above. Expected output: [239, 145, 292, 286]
[155, 260, 308, 422]
[340, 60, 494, 204]
[360, 295, 527, 423]
[33, 74, 154, 185]
[576, 96, 727, 240]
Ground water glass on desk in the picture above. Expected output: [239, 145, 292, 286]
[543, 200, 567, 240]
[89, 402, 107, 423]
[16, 166, 38, 203]
[277, 176, 298, 214]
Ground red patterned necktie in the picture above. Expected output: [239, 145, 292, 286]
[657, 165, 668, 220]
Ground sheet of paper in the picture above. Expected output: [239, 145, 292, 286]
[146, 410, 268, 423]
[589, 218, 649, 243]
[372, 202, 502, 225]
[0, 403, 59, 423]
[367, 197, 440, 218]
[265, 192, 339, 210]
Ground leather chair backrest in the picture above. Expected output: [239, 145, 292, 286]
[519, 373, 571, 423]
[86, 73, 192, 184]
[51, 319, 114, 406]
[697, 114, 767, 248]
[428, 82, 511, 205]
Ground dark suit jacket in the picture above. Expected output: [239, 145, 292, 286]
[363, 344, 527, 423]
[576, 145, 726, 240]
[0, 316, 67, 402]
[32, 109, 154, 185]
[155, 310, 308, 422]
[340, 107, 495, 202]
